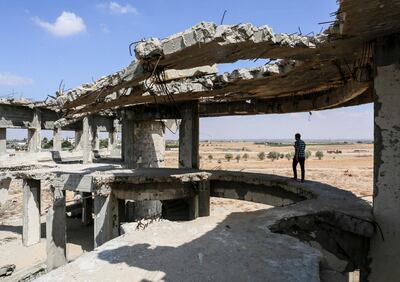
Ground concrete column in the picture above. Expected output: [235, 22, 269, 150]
[122, 110, 165, 220]
[92, 127, 99, 152]
[53, 127, 62, 152]
[22, 179, 41, 246]
[198, 181, 210, 217]
[74, 130, 83, 151]
[46, 188, 66, 270]
[108, 124, 117, 152]
[82, 117, 93, 164]
[123, 117, 165, 168]
[179, 102, 200, 169]
[0, 128, 6, 156]
[369, 34, 400, 281]
[28, 110, 41, 153]
[0, 178, 11, 207]
[82, 192, 93, 225]
[94, 193, 119, 248]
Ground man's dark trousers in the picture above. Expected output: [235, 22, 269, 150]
[293, 157, 305, 181]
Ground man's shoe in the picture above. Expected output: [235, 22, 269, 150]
[301, 179, 305, 182]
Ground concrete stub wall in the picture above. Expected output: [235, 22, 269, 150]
[370, 34, 400, 281]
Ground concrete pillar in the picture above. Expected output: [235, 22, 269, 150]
[179, 102, 200, 169]
[122, 117, 165, 168]
[82, 117, 93, 164]
[74, 130, 83, 151]
[22, 179, 41, 246]
[0, 178, 11, 207]
[122, 110, 165, 220]
[27, 110, 41, 153]
[53, 127, 62, 152]
[82, 192, 93, 225]
[198, 181, 210, 217]
[369, 34, 400, 281]
[0, 128, 6, 156]
[108, 123, 117, 152]
[46, 188, 66, 270]
[94, 193, 119, 248]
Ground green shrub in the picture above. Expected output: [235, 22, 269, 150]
[235, 154, 241, 163]
[243, 153, 249, 161]
[257, 152, 266, 161]
[315, 151, 324, 160]
[225, 153, 233, 162]
[267, 151, 281, 161]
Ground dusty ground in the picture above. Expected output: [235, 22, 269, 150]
[166, 141, 373, 199]
[36, 198, 323, 282]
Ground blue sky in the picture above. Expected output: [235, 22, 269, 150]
[0, 1, 373, 140]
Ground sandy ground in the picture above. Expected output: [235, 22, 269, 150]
[166, 141, 373, 199]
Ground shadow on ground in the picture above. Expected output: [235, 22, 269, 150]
[95, 209, 321, 282]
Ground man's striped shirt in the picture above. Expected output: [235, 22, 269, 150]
[295, 139, 306, 158]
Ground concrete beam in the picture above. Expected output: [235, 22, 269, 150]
[369, 34, 400, 282]
[46, 188, 66, 270]
[179, 102, 200, 169]
[0, 128, 6, 156]
[22, 179, 41, 247]
[94, 193, 119, 248]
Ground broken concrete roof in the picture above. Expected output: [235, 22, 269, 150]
[55, 0, 397, 121]
[0, 98, 58, 110]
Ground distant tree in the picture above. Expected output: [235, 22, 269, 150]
[280, 153, 284, 159]
[316, 151, 324, 160]
[305, 150, 312, 159]
[225, 153, 233, 162]
[208, 154, 213, 162]
[257, 152, 266, 161]
[217, 159, 222, 164]
[267, 151, 281, 161]
[99, 139, 108, 149]
[235, 154, 241, 163]
[62, 140, 73, 149]
[42, 137, 48, 144]
[243, 153, 249, 161]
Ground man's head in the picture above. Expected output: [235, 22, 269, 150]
[295, 133, 301, 140]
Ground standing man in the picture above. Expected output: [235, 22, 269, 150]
[293, 133, 306, 182]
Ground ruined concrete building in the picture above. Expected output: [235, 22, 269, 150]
[0, 0, 399, 281]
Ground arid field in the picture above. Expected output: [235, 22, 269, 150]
[166, 141, 373, 200]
